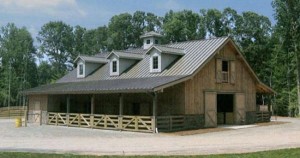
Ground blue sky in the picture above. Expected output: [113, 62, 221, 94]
[0, 0, 275, 39]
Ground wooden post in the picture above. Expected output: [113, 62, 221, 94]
[24, 110, 28, 127]
[152, 92, 157, 133]
[119, 94, 124, 130]
[90, 115, 94, 128]
[67, 95, 70, 127]
[119, 94, 124, 116]
[39, 110, 42, 126]
[135, 116, 138, 130]
[91, 94, 95, 115]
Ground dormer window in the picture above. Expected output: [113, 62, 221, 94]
[146, 39, 151, 44]
[155, 40, 158, 44]
[153, 56, 158, 69]
[79, 64, 84, 75]
[112, 61, 117, 72]
[110, 59, 119, 76]
[77, 62, 85, 78]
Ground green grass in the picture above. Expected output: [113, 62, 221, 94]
[0, 148, 299, 158]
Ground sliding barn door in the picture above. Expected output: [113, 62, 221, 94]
[235, 93, 246, 124]
[205, 92, 217, 127]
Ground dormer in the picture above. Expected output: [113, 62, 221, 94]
[146, 45, 185, 73]
[140, 31, 163, 50]
[107, 51, 143, 76]
[74, 55, 107, 78]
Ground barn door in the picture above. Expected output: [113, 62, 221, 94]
[205, 92, 217, 127]
[235, 93, 245, 124]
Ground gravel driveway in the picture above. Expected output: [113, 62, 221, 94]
[0, 117, 299, 156]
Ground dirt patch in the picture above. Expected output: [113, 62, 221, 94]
[162, 127, 232, 136]
[256, 121, 290, 127]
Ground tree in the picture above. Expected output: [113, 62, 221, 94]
[0, 23, 37, 106]
[107, 13, 133, 50]
[37, 21, 74, 79]
[163, 10, 201, 42]
[273, 0, 300, 115]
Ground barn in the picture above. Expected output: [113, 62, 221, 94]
[23, 32, 274, 133]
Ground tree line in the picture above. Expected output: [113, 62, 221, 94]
[0, 0, 299, 116]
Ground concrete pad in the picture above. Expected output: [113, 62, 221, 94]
[219, 124, 257, 129]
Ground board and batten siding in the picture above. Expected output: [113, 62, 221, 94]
[184, 42, 256, 115]
[28, 95, 48, 111]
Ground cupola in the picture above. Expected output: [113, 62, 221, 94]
[140, 31, 163, 50]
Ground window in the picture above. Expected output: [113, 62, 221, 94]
[79, 64, 83, 75]
[146, 39, 151, 44]
[222, 60, 229, 82]
[152, 56, 158, 69]
[155, 40, 158, 44]
[112, 61, 117, 72]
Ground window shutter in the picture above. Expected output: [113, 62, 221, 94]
[230, 60, 236, 84]
[216, 58, 222, 83]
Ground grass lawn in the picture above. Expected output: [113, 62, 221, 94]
[0, 148, 299, 158]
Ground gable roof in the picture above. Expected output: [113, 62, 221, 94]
[74, 55, 107, 64]
[107, 51, 144, 60]
[23, 36, 274, 94]
[23, 76, 186, 95]
[146, 45, 185, 56]
[140, 31, 163, 38]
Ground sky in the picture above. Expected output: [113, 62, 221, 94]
[0, 0, 275, 40]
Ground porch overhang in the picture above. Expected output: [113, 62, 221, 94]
[256, 82, 276, 94]
[22, 76, 188, 95]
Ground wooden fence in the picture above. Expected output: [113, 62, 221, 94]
[157, 115, 204, 132]
[0, 106, 26, 118]
[256, 111, 271, 123]
[47, 112, 155, 133]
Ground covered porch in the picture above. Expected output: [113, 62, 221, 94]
[46, 93, 158, 133]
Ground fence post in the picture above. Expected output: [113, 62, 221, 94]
[135, 116, 138, 130]
[152, 116, 156, 133]
[118, 116, 123, 130]
[78, 114, 81, 127]
[66, 113, 69, 127]
[90, 115, 94, 129]
[55, 113, 58, 126]
[104, 115, 107, 128]
[39, 110, 42, 126]
[24, 110, 28, 127]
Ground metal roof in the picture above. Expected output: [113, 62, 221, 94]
[24, 76, 187, 95]
[140, 31, 163, 38]
[108, 51, 144, 60]
[57, 37, 229, 83]
[146, 45, 185, 56]
[74, 55, 108, 64]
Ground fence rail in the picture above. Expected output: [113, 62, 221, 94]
[256, 111, 271, 123]
[47, 112, 155, 133]
[0, 106, 26, 118]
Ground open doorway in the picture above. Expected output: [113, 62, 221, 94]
[217, 94, 234, 124]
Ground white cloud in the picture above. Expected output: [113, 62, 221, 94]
[157, 0, 182, 11]
[0, 0, 86, 17]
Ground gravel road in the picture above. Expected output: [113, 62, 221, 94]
[0, 117, 299, 156]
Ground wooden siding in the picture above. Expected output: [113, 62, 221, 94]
[28, 95, 48, 111]
[184, 42, 256, 115]
[158, 83, 185, 116]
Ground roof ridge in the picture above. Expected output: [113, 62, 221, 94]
[154, 45, 185, 50]
[163, 36, 229, 46]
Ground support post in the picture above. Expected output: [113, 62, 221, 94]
[66, 95, 70, 126]
[152, 92, 157, 133]
[24, 110, 28, 127]
[90, 94, 95, 128]
[119, 94, 124, 130]
[91, 94, 95, 115]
